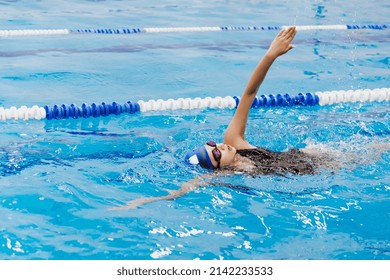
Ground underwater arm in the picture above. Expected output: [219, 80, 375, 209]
[224, 26, 297, 148]
[109, 175, 213, 210]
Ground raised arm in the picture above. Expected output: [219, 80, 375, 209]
[224, 26, 297, 149]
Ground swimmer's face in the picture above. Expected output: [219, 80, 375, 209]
[205, 142, 237, 169]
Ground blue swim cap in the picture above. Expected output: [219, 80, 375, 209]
[184, 145, 215, 169]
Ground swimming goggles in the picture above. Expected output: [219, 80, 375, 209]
[206, 141, 221, 168]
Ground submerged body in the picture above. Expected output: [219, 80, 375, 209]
[235, 147, 319, 176]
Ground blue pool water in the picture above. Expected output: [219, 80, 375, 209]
[0, 0, 389, 260]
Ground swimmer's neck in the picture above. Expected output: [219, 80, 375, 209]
[230, 153, 256, 172]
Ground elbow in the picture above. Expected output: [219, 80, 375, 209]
[244, 87, 260, 97]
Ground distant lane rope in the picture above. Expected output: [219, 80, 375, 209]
[0, 88, 389, 121]
[0, 24, 387, 37]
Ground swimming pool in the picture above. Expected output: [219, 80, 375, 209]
[0, 0, 389, 260]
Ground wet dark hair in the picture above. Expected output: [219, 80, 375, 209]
[235, 148, 319, 176]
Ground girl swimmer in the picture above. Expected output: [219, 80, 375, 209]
[110, 26, 389, 210]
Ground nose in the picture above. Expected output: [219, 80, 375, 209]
[217, 144, 225, 150]
[218, 144, 231, 151]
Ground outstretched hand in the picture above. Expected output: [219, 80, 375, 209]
[266, 26, 297, 59]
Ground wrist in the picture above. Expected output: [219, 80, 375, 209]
[264, 52, 278, 62]
[263, 51, 278, 64]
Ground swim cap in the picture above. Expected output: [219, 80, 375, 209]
[184, 145, 215, 169]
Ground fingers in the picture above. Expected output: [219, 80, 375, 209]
[277, 26, 289, 37]
[290, 26, 297, 38]
[283, 26, 296, 39]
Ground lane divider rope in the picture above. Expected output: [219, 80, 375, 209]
[0, 24, 387, 37]
[0, 88, 388, 121]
